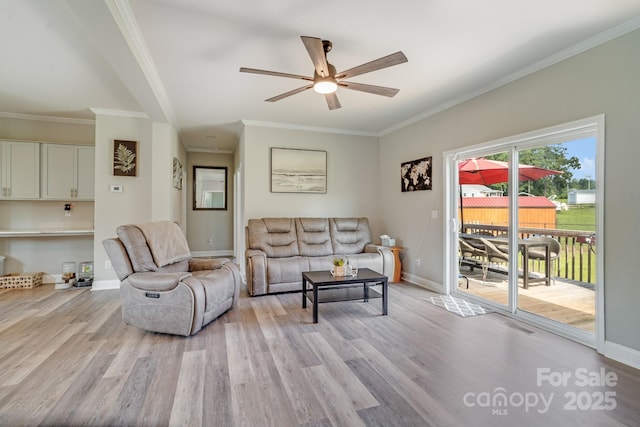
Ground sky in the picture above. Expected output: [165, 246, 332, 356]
[560, 136, 596, 180]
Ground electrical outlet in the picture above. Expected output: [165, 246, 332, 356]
[414, 258, 421, 266]
[105, 260, 112, 269]
[207, 238, 213, 245]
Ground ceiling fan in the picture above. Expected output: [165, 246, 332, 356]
[239, 36, 408, 110]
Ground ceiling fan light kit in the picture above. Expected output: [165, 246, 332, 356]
[240, 36, 407, 110]
[313, 78, 338, 94]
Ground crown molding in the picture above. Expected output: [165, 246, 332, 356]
[185, 147, 234, 154]
[89, 108, 149, 119]
[105, 0, 176, 125]
[381, 15, 640, 136]
[241, 119, 378, 137]
[0, 111, 95, 125]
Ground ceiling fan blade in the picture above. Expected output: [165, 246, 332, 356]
[336, 51, 408, 80]
[301, 36, 329, 77]
[325, 93, 341, 110]
[265, 84, 314, 102]
[240, 67, 313, 81]
[339, 81, 400, 97]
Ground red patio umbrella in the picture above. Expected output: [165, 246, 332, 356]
[459, 158, 562, 185]
[458, 158, 562, 229]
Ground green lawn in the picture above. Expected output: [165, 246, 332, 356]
[553, 203, 596, 283]
[556, 204, 595, 232]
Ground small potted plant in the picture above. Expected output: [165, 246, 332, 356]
[332, 257, 346, 276]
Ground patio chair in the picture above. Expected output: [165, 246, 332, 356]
[459, 237, 486, 271]
[478, 237, 509, 282]
[523, 236, 561, 285]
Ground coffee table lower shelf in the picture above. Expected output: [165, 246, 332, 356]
[304, 285, 382, 304]
[302, 268, 388, 323]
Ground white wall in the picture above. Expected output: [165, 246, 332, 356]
[0, 116, 94, 144]
[241, 124, 382, 233]
[0, 201, 94, 276]
[380, 29, 640, 352]
[151, 122, 186, 225]
[186, 152, 234, 255]
[93, 113, 153, 282]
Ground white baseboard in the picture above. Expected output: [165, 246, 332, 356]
[604, 340, 640, 370]
[91, 279, 120, 291]
[401, 272, 444, 293]
[191, 250, 234, 258]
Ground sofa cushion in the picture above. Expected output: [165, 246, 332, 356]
[192, 268, 238, 312]
[266, 257, 309, 286]
[330, 218, 372, 255]
[296, 218, 333, 257]
[247, 218, 300, 258]
[102, 238, 135, 281]
[135, 221, 191, 267]
[117, 224, 158, 272]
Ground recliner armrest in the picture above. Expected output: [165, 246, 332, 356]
[126, 271, 192, 292]
[189, 257, 230, 271]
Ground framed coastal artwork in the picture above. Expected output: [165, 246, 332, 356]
[271, 148, 327, 193]
[401, 156, 432, 192]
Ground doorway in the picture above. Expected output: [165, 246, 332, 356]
[445, 116, 604, 348]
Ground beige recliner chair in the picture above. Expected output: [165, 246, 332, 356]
[102, 220, 241, 336]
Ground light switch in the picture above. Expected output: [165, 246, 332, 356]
[110, 185, 123, 192]
[431, 210, 438, 219]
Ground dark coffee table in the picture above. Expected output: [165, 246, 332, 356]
[302, 268, 388, 323]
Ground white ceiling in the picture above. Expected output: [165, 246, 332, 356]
[2, 0, 640, 152]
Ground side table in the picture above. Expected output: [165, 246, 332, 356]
[389, 246, 404, 283]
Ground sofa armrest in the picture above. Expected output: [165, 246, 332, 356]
[365, 243, 387, 253]
[365, 244, 395, 277]
[245, 249, 267, 296]
[189, 257, 230, 271]
[126, 271, 192, 292]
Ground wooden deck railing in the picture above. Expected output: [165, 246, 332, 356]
[462, 224, 596, 284]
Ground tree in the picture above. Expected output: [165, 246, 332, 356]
[486, 145, 580, 197]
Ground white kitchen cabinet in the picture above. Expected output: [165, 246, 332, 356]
[41, 144, 95, 200]
[0, 141, 40, 200]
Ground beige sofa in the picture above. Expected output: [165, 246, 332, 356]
[245, 217, 394, 296]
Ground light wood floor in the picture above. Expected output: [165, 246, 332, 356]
[459, 267, 596, 331]
[1, 282, 639, 426]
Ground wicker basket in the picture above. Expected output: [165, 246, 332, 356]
[0, 272, 44, 289]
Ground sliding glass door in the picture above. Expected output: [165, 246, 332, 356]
[446, 116, 603, 348]
[456, 150, 514, 311]
[516, 140, 597, 338]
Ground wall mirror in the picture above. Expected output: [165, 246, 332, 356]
[193, 166, 227, 210]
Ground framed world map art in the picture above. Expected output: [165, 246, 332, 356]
[401, 156, 432, 192]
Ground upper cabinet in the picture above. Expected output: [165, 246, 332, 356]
[41, 144, 95, 200]
[0, 141, 40, 200]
